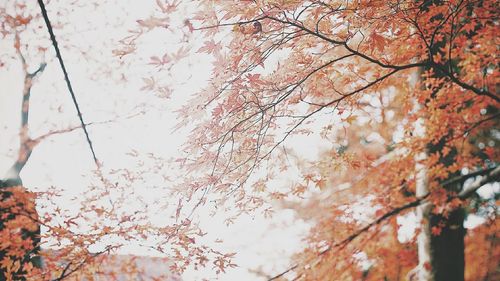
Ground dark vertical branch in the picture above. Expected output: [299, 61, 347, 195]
[37, 0, 99, 167]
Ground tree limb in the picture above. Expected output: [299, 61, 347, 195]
[5, 35, 46, 180]
[38, 0, 99, 167]
[50, 247, 111, 281]
[431, 62, 500, 103]
[31, 118, 122, 145]
[458, 165, 500, 199]
[268, 165, 500, 280]
[268, 195, 427, 280]
[442, 166, 497, 188]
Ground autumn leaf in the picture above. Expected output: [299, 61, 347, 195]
[140, 77, 156, 91]
[314, 178, 327, 190]
[136, 16, 170, 30]
[156, 0, 180, 14]
[371, 33, 386, 53]
[197, 39, 221, 55]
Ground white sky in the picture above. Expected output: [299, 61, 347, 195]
[0, 1, 312, 280]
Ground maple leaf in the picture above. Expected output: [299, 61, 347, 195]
[314, 178, 327, 190]
[172, 46, 190, 61]
[246, 73, 263, 85]
[149, 53, 172, 69]
[197, 39, 221, 55]
[140, 77, 156, 91]
[292, 184, 307, 196]
[136, 16, 170, 30]
[0, 257, 12, 269]
[156, 0, 180, 14]
[343, 114, 357, 125]
[212, 104, 224, 118]
[371, 33, 387, 53]
[112, 45, 136, 58]
[463, 22, 476, 33]
[156, 86, 173, 99]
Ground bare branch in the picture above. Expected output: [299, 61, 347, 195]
[31, 118, 122, 145]
[268, 264, 298, 281]
[38, 0, 100, 167]
[7, 35, 46, 179]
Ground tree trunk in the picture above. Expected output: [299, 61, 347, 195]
[430, 208, 466, 281]
[415, 180, 466, 281]
[415, 153, 434, 281]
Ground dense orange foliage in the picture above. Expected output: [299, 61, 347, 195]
[0, 186, 41, 280]
[465, 218, 500, 281]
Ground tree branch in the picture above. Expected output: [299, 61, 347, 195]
[268, 165, 499, 280]
[50, 248, 111, 281]
[38, 0, 99, 167]
[264, 15, 427, 70]
[458, 165, 500, 199]
[431, 62, 500, 103]
[268, 264, 298, 281]
[268, 195, 427, 280]
[31, 118, 121, 145]
[442, 166, 497, 188]
[6, 35, 46, 180]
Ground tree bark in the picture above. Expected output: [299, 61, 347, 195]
[430, 208, 466, 281]
[415, 153, 434, 281]
[415, 157, 466, 281]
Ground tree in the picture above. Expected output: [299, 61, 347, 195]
[2, 0, 498, 280]
[1, 1, 216, 280]
[128, 0, 499, 280]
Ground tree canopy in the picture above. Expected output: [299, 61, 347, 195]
[1, 0, 498, 280]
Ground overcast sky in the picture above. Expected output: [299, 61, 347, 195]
[0, 1, 313, 280]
